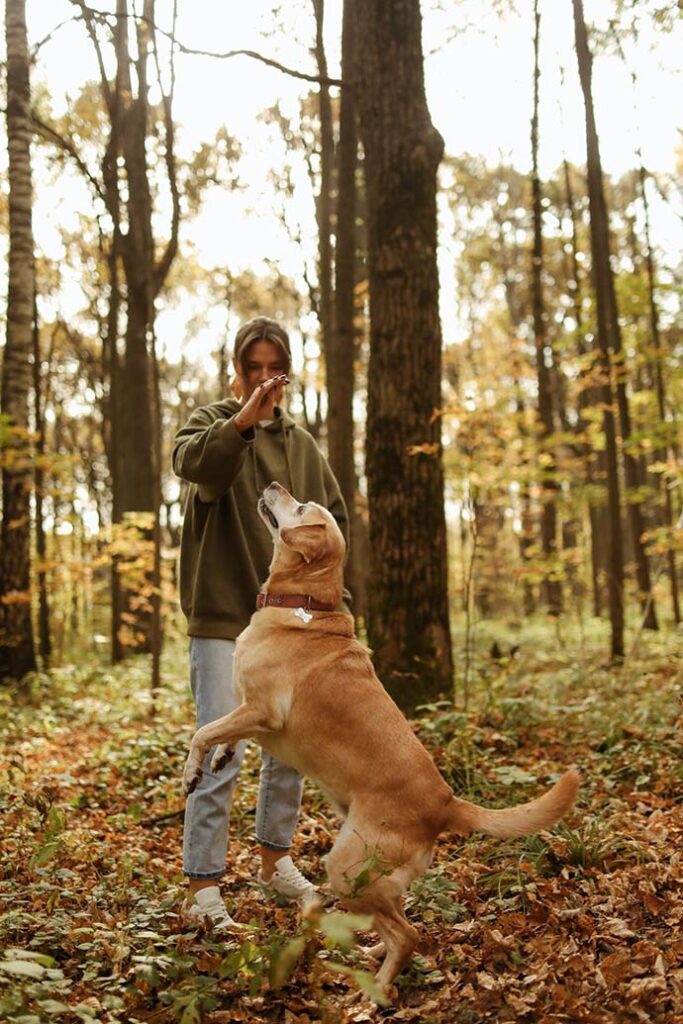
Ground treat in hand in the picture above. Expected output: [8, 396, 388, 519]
[235, 373, 290, 432]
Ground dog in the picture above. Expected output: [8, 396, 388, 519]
[183, 482, 579, 994]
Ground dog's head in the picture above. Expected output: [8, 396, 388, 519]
[258, 482, 346, 602]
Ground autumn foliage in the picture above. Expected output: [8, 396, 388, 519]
[1, 623, 681, 1022]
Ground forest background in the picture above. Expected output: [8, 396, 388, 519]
[0, 1, 682, 1022]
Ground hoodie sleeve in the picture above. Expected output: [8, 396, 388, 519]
[172, 405, 255, 502]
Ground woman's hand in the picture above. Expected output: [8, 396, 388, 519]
[234, 374, 290, 433]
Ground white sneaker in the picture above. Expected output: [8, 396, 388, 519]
[258, 855, 318, 906]
[182, 885, 244, 932]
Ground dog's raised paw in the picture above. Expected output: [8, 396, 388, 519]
[210, 744, 235, 773]
[182, 759, 203, 796]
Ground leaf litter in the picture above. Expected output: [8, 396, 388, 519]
[0, 626, 681, 1022]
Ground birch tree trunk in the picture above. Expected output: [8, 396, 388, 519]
[355, 0, 453, 709]
[0, 0, 37, 682]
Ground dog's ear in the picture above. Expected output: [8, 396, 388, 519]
[280, 523, 327, 563]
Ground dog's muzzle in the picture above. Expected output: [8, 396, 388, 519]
[258, 497, 279, 529]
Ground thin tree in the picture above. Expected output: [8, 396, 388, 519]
[312, 0, 335, 363]
[561, 155, 608, 617]
[572, 0, 625, 656]
[0, 0, 38, 682]
[328, 0, 365, 614]
[354, 0, 453, 709]
[531, 0, 562, 614]
[76, 0, 180, 659]
[609, 19, 680, 624]
[32, 301, 51, 665]
[574, 0, 657, 633]
[637, 163, 680, 623]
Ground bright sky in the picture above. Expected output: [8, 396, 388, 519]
[6, 0, 683, 360]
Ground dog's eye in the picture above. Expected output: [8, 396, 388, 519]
[297, 505, 306, 515]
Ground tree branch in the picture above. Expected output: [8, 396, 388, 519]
[67, 2, 343, 86]
[31, 111, 108, 208]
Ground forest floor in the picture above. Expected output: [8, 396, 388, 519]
[0, 617, 682, 1024]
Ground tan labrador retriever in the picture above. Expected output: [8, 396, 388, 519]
[183, 482, 579, 993]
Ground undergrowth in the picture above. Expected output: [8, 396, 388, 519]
[0, 618, 681, 1022]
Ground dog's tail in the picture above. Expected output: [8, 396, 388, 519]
[446, 768, 579, 839]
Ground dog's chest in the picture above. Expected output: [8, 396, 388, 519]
[233, 631, 287, 703]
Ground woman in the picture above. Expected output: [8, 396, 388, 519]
[173, 316, 349, 929]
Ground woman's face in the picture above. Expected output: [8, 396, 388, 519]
[237, 339, 288, 401]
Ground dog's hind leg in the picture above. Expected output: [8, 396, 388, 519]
[343, 887, 418, 995]
[325, 823, 420, 997]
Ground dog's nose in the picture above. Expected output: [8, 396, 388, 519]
[264, 485, 292, 505]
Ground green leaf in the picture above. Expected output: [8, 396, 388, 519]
[29, 841, 60, 869]
[0, 960, 46, 978]
[5, 950, 56, 967]
[36, 1000, 71, 1014]
[491, 765, 538, 785]
[319, 912, 373, 952]
[269, 935, 305, 988]
[328, 963, 389, 1006]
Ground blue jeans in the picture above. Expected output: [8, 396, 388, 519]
[183, 637, 304, 879]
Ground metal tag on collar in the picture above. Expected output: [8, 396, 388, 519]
[293, 595, 313, 624]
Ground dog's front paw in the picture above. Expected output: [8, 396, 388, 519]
[210, 744, 235, 773]
[183, 752, 204, 796]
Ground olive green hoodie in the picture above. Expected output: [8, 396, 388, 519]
[173, 398, 349, 639]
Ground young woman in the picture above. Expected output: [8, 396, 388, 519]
[173, 317, 349, 928]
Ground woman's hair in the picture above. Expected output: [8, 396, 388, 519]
[232, 317, 291, 373]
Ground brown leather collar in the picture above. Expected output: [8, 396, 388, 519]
[256, 593, 335, 612]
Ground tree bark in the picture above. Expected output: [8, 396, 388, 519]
[0, 0, 37, 682]
[561, 159, 606, 616]
[637, 163, 680, 623]
[312, 0, 335, 365]
[32, 301, 51, 665]
[80, 0, 180, 660]
[355, 0, 453, 709]
[118, 0, 155, 516]
[573, 0, 625, 657]
[531, 0, 562, 615]
[575, 0, 657, 633]
[328, 0, 366, 617]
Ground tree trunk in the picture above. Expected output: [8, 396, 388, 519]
[82, 0, 180, 660]
[328, 0, 366, 617]
[573, 0, 625, 658]
[312, 0, 335, 365]
[531, 0, 562, 615]
[118, 2, 155, 516]
[637, 163, 680, 623]
[0, 0, 37, 682]
[355, 0, 453, 710]
[562, 158, 606, 616]
[32, 301, 51, 665]
[574, 0, 656, 633]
